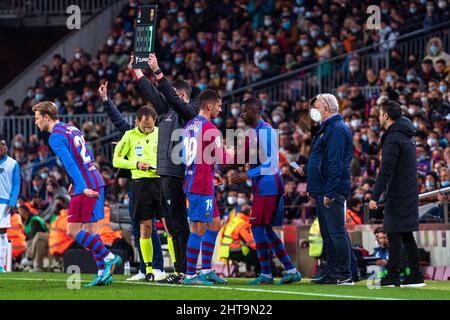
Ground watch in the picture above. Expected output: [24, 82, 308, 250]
[154, 69, 162, 75]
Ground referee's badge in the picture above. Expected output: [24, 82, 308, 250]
[135, 145, 143, 157]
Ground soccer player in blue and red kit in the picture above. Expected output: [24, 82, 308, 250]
[182, 89, 234, 285]
[33, 101, 122, 286]
[230, 97, 302, 285]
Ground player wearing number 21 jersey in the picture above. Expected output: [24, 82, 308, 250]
[33, 101, 121, 287]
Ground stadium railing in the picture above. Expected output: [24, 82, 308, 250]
[362, 186, 450, 224]
[222, 20, 450, 109]
[0, 0, 128, 112]
[331, 85, 383, 99]
[1, 112, 134, 144]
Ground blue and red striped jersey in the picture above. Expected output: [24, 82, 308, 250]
[49, 122, 105, 194]
[182, 115, 230, 196]
[246, 120, 284, 196]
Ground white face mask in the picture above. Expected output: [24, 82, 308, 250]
[351, 119, 362, 128]
[273, 115, 282, 123]
[309, 108, 322, 123]
[237, 198, 247, 206]
[231, 108, 240, 117]
[227, 196, 237, 205]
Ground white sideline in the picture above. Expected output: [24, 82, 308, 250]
[0, 277, 402, 300]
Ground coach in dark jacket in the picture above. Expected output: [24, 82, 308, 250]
[369, 100, 424, 287]
[298, 94, 357, 285]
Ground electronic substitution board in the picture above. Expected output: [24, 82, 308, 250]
[132, 5, 158, 69]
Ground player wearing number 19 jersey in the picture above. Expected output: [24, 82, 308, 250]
[182, 90, 232, 285]
[33, 101, 122, 287]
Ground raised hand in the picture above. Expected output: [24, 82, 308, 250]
[148, 53, 160, 72]
[98, 81, 108, 102]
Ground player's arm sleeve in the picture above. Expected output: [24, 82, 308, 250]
[112, 133, 136, 169]
[8, 162, 21, 207]
[49, 134, 88, 194]
[103, 98, 133, 133]
[371, 139, 400, 202]
[247, 128, 278, 178]
[158, 76, 199, 120]
[324, 130, 345, 199]
[136, 76, 169, 116]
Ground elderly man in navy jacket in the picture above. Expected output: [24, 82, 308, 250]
[297, 94, 356, 285]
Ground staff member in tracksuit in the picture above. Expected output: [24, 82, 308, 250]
[102, 54, 198, 284]
[369, 100, 425, 288]
[297, 93, 358, 285]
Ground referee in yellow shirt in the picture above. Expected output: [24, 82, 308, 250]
[113, 105, 160, 282]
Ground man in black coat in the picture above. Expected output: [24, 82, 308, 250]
[369, 100, 425, 288]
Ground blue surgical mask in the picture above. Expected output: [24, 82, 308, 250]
[439, 85, 447, 93]
[299, 39, 308, 46]
[177, 16, 186, 24]
[430, 45, 439, 55]
[282, 21, 291, 30]
[295, 0, 304, 5]
[425, 180, 434, 188]
[197, 83, 207, 91]
[35, 93, 44, 101]
[406, 74, 415, 82]
[175, 57, 183, 64]
[227, 73, 235, 79]
[302, 51, 311, 58]
[195, 7, 203, 14]
[268, 38, 277, 45]
[213, 117, 223, 126]
[260, 63, 269, 71]
[310, 30, 319, 38]
[441, 180, 450, 187]
[317, 40, 325, 47]
[418, 155, 426, 162]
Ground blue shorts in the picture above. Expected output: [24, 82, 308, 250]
[91, 187, 105, 222]
[187, 193, 216, 223]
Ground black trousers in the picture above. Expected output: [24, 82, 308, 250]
[386, 232, 421, 277]
[160, 176, 190, 274]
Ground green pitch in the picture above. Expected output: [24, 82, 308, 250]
[0, 272, 449, 300]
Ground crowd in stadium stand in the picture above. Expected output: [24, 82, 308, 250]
[4, 0, 450, 117]
[2, 0, 450, 270]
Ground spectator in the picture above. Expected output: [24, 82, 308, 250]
[372, 227, 389, 270]
[4, 99, 22, 116]
[18, 203, 49, 272]
[424, 37, 450, 67]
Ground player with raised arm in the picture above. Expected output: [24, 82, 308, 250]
[182, 89, 233, 285]
[230, 97, 302, 285]
[0, 138, 20, 272]
[32, 101, 122, 286]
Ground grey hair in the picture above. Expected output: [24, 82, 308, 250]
[319, 93, 339, 113]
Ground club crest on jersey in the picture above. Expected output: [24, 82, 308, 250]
[135, 145, 143, 157]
